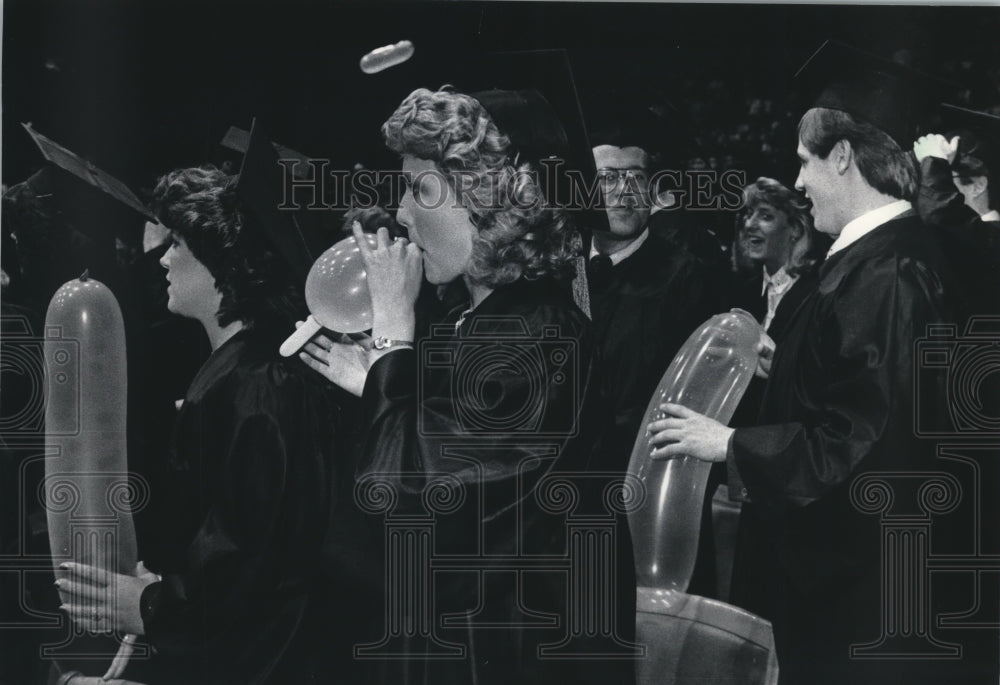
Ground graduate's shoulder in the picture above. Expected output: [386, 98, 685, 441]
[477, 276, 591, 340]
[630, 230, 706, 278]
[220, 331, 339, 413]
[818, 215, 955, 319]
[823, 215, 948, 285]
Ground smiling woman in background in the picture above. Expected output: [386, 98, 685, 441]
[732, 177, 827, 339]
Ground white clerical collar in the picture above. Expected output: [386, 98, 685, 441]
[981, 209, 999, 222]
[590, 228, 650, 266]
[827, 199, 911, 258]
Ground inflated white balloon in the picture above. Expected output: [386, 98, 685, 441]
[280, 233, 377, 356]
[627, 309, 763, 593]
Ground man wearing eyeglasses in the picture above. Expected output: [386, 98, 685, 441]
[584, 96, 722, 598]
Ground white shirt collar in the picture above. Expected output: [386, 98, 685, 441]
[827, 199, 911, 258]
[761, 265, 796, 296]
[590, 228, 650, 266]
[761, 265, 800, 332]
[981, 209, 999, 222]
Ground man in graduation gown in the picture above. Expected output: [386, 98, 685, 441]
[584, 97, 723, 598]
[913, 104, 1000, 317]
[645, 42, 979, 684]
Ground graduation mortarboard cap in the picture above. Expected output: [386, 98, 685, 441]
[235, 119, 316, 284]
[466, 49, 609, 235]
[940, 103, 1000, 178]
[21, 123, 158, 222]
[582, 90, 692, 169]
[795, 40, 955, 148]
[221, 126, 314, 179]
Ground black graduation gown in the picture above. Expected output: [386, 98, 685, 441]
[356, 277, 635, 685]
[123, 243, 211, 564]
[728, 270, 768, 327]
[130, 328, 339, 685]
[728, 269, 819, 500]
[589, 232, 722, 598]
[588, 232, 721, 473]
[917, 156, 1000, 317]
[728, 213, 970, 684]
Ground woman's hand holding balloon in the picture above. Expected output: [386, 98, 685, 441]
[351, 222, 422, 344]
[57, 561, 160, 636]
[299, 327, 370, 397]
[647, 403, 733, 463]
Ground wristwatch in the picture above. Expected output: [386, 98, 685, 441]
[371, 336, 413, 351]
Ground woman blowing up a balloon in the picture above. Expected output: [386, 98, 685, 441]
[298, 84, 632, 685]
[58, 164, 340, 685]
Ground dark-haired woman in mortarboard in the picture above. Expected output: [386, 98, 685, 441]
[56, 164, 343, 685]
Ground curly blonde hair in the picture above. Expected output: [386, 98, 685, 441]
[381, 86, 581, 288]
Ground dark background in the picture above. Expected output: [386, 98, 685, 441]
[4, 0, 1000, 206]
[2, 4, 1000, 684]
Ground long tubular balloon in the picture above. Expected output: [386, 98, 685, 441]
[45, 272, 138, 601]
[627, 309, 762, 592]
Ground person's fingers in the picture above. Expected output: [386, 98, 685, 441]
[312, 333, 334, 351]
[658, 402, 695, 418]
[103, 638, 135, 679]
[650, 442, 687, 460]
[59, 563, 109, 588]
[352, 222, 374, 260]
[375, 226, 391, 251]
[647, 418, 684, 433]
[299, 352, 331, 378]
[648, 428, 682, 447]
[303, 340, 330, 360]
[55, 579, 105, 600]
[62, 604, 113, 634]
[347, 331, 372, 347]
